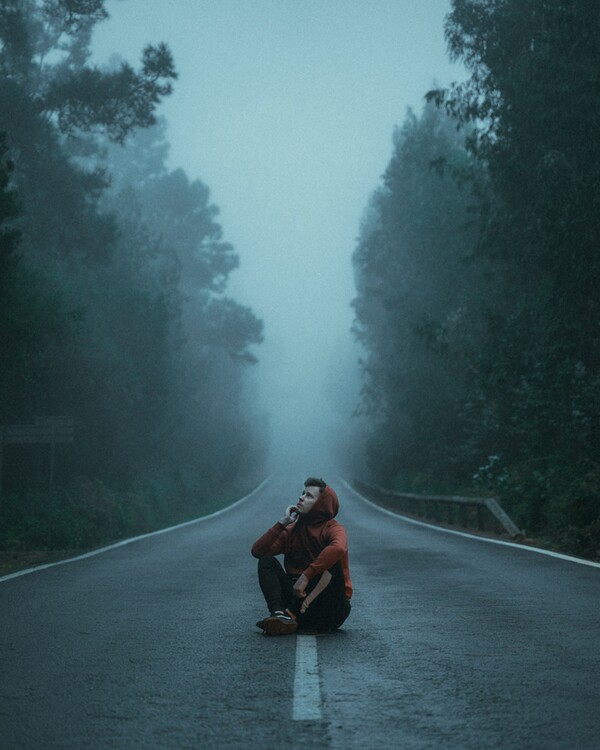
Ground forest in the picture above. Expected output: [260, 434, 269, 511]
[0, 0, 265, 561]
[2, 0, 599, 565]
[352, 0, 600, 558]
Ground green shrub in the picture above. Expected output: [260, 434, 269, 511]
[0, 468, 261, 554]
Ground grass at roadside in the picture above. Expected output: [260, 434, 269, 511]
[0, 471, 265, 577]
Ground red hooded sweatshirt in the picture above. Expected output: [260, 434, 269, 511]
[251, 485, 353, 599]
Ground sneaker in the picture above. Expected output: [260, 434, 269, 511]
[261, 611, 298, 636]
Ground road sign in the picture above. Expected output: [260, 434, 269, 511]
[1, 425, 74, 444]
[0, 417, 75, 496]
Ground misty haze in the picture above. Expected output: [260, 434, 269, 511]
[1, 2, 599, 749]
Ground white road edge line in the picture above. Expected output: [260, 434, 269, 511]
[0, 476, 271, 584]
[293, 635, 322, 721]
[340, 478, 600, 570]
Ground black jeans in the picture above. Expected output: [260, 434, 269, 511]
[257, 556, 351, 632]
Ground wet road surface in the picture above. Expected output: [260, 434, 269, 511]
[1, 475, 599, 749]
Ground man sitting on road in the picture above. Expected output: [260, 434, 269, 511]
[251, 477, 352, 635]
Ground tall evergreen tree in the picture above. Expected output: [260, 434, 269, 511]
[352, 101, 482, 485]
[424, 0, 600, 544]
[0, 2, 265, 515]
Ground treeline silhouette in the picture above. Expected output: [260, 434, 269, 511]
[0, 1, 264, 556]
[352, 0, 600, 557]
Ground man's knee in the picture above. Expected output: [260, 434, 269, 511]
[257, 555, 278, 572]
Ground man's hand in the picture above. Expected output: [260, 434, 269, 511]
[279, 505, 299, 526]
[293, 573, 309, 598]
[300, 570, 332, 613]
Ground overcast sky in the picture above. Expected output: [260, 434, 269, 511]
[93, 0, 463, 473]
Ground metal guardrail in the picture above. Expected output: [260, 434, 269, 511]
[353, 479, 522, 538]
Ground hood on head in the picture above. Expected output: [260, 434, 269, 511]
[305, 485, 339, 524]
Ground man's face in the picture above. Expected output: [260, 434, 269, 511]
[296, 485, 321, 514]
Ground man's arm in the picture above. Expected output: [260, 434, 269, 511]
[250, 506, 297, 558]
[301, 523, 348, 581]
[299, 570, 332, 613]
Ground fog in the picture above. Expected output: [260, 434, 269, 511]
[92, 0, 462, 478]
[4, 9, 599, 742]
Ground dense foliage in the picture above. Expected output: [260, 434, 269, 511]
[0, 0, 264, 553]
[352, 0, 600, 557]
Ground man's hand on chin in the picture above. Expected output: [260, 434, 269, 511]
[279, 505, 299, 526]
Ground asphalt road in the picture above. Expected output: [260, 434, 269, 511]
[1, 476, 599, 749]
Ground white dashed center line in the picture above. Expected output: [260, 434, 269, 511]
[293, 635, 322, 720]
